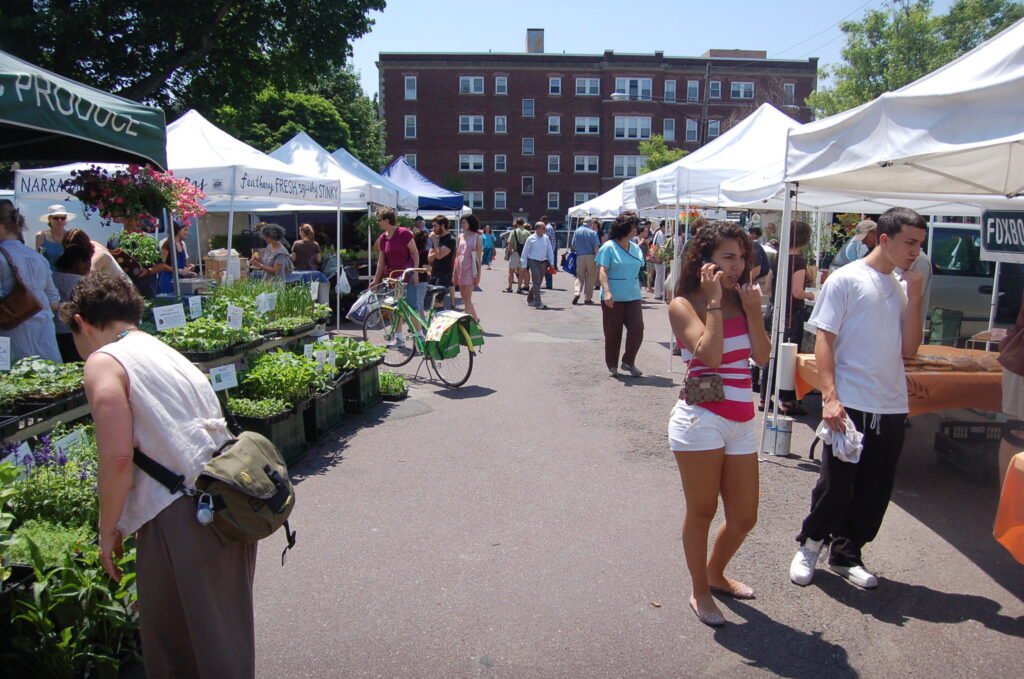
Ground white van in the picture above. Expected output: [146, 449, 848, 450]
[927, 222, 1022, 335]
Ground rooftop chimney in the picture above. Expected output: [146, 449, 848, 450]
[526, 28, 544, 54]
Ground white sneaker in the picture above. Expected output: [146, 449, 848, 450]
[790, 539, 824, 586]
[829, 563, 878, 589]
[387, 333, 405, 347]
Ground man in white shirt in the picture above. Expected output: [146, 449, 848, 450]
[790, 207, 926, 590]
[651, 221, 667, 300]
[521, 222, 555, 310]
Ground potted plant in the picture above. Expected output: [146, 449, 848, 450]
[322, 337, 386, 413]
[66, 164, 206, 225]
[379, 371, 409, 401]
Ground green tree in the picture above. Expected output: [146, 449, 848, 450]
[214, 90, 352, 153]
[311, 66, 390, 171]
[0, 1, 386, 114]
[638, 136, 687, 174]
[807, 0, 1023, 118]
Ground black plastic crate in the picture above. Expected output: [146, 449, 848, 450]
[934, 421, 1003, 486]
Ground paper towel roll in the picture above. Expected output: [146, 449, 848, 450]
[778, 342, 798, 391]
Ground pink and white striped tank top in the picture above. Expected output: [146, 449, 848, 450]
[680, 315, 755, 422]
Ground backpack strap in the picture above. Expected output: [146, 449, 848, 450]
[132, 447, 192, 496]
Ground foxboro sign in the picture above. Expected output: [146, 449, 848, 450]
[981, 211, 1024, 264]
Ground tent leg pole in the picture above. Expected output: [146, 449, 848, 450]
[987, 261, 1002, 343]
[337, 207, 343, 331]
[225, 197, 236, 284]
[166, 208, 181, 298]
[759, 186, 795, 460]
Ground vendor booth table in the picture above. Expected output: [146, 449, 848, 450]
[794, 345, 1002, 417]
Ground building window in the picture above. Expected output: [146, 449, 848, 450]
[707, 119, 721, 139]
[574, 155, 599, 173]
[575, 116, 599, 135]
[731, 81, 754, 100]
[404, 76, 417, 101]
[613, 155, 647, 178]
[494, 154, 507, 172]
[784, 83, 796, 106]
[574, 192, 598, 206]
[495, 191, 507, 210]
[459, 115, 484, 133]
[575, 77, 600, 96]
[663, 118, 675, 142]
[549, 77, 562, 95]
[522, 137, 534, 156]
[404, 115, 416, 139]
[547, 192, 559, 210]
[664, 79, 676, 103]
[547, 154, 560, 173]
[522, 98, 535, 117]
[710, 80, 722, 99]
[495, 75, 508, 95]
[547, 115, 561, 134]
[522, 176, 534, 195]
[459, 76, 484, 94]
[464, 191, 484, 210]
[459, 154, 484, 172]
[687, 80, 699, 102]
[405, 153, 417, 168]
[685, 119, 698, 142]
[614, 77, 652, 100]
[494, 115, 507, 134]
[614, 116, 652, 140]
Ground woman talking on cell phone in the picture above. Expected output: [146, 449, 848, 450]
[667, 221, 771, 627]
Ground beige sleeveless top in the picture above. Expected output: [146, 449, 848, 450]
[98, 331, 232, 535]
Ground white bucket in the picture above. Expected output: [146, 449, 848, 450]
[762, 416, 794, 456]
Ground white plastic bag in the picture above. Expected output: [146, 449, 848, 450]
[346, 288, 376, 322]
[815, 415, 864, 464]
[337, 268, 351, 295]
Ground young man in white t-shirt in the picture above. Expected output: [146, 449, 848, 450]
[789, 207, 927, 590]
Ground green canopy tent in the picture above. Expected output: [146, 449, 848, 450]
[0, 50, 166, 168]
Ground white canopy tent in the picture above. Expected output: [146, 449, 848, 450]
[165, 110, 345, 283]
[758, 17, 1024, 454]
[567, 184, 678, 220]
[622, 103, 802, 209]
[330, 146, 418, 211]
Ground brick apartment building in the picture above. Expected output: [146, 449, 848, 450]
[377, 29, 817, 226]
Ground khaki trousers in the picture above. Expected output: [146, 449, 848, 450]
[573, 254, 598, 302]
[137, 496, 258, 679]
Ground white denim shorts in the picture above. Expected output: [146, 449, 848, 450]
[668, 400, 757, 455]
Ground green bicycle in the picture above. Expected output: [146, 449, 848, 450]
[361, 268, 476, 388]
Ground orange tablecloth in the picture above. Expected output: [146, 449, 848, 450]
[994, 452, 1024, 565]
[794, 345, 1002, 417]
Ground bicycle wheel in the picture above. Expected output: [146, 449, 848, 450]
[429, 327, 474, 388]
[363, 307, 416, 367]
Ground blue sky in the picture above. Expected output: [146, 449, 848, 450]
[350, 0, 956, 97]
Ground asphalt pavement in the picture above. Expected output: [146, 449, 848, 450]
[252, 260, 1023, 678]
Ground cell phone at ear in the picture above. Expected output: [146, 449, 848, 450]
[702, 257, 721, 273]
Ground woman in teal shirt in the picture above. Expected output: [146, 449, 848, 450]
[481, 225, 496, 269]
[596, 212, 645, 377]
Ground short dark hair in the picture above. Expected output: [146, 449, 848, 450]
[432, 215, 449, 229]
[609, 212, 640, 241]
[60, 272, 144, 333]
[540, 215, 549, 224]
[55, 228, 94, 273]
[748, 226, 762, 238]
[462, 214, 480, 232]
[375, 207, 397, 225]
[877, 207, 927, 239]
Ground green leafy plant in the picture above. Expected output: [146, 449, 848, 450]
[8, 426, 98, 529]
[319, 336, 385, 370]
[6, 539, 140, 677]
[159, 316, 260, 353]
[116, 230, 162, 268]
[242, 350, 328, 405]
[227, 397, 291, 419]
[6, 520, 93, 569]
[0, 461, 21, 585]
[0, 358, 84, 407]
[378, 371, 407, 396]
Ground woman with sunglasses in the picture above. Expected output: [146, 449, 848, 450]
[35, 204, 76, 270]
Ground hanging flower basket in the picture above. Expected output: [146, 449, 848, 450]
[66, 164, 206, 225]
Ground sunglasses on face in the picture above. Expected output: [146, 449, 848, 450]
[51, 216, 67, 221]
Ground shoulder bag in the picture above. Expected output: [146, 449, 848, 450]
[133, 403, 297, 564]
[0, 245, 44, 330]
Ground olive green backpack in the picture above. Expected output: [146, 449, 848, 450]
[133, 416, 297, 564]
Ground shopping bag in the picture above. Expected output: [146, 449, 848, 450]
[346, 289, 378, 322]
[563, 251, 577, 276]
